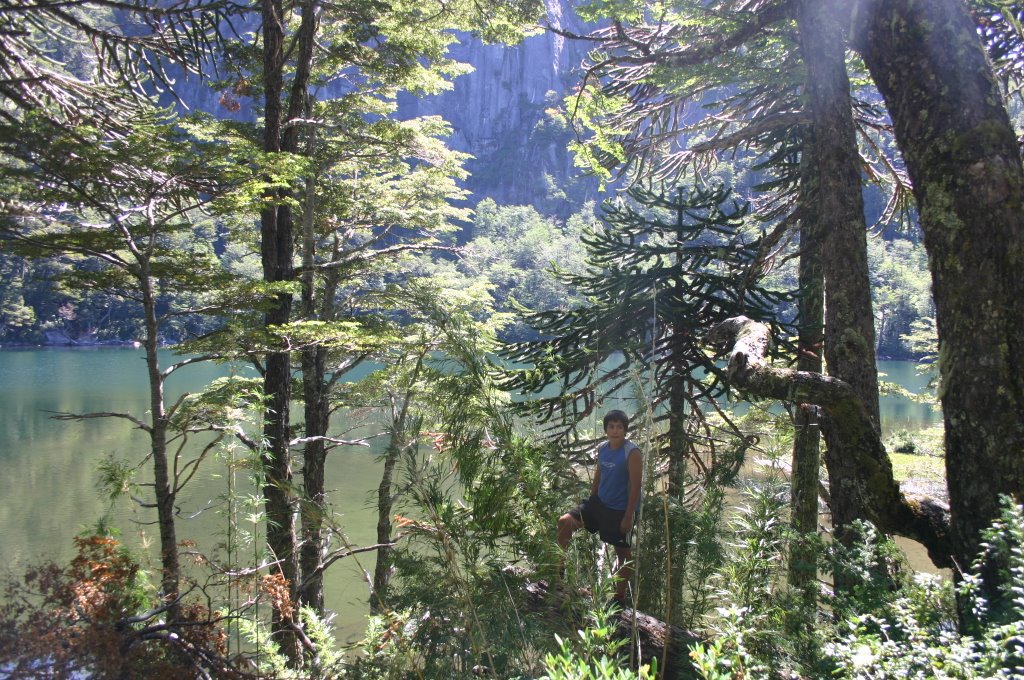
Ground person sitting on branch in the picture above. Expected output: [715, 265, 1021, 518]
[557, 409, 643, 605]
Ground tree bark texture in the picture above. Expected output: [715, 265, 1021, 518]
[850, 0, 1024, 579]
[710, 317, 953, 568]
[258, 0, 318, 664]
[666, 370, 689, 496]
[798, 0, 883, 548]
[298, 159, 329, 614]
[371, 430, 403, 612]
[299, 346, 329, 613]
[787, 118, 824, 599]
[373, 356, 424, 612]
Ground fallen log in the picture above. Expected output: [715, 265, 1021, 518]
[523, 579, 702, 679]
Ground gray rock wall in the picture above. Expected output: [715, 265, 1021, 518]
[397, 0, 597, 213]
[169, 0, 596, 215]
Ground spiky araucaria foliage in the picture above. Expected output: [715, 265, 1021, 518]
[502, 181, 789, 474]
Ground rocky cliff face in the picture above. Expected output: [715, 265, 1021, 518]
[398, 0, 598, 214]
[170, 1, 595, 215]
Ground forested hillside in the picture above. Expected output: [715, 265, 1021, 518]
[0, 0, 935, 357]
[1, 1, 1023, 679]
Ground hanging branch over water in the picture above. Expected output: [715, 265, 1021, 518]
[710, 315, 954, 567]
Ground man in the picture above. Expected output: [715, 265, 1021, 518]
[557, 409, 643, 604]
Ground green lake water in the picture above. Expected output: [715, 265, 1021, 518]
[0, 349, 940, 640]
[0, 347, 385, 642]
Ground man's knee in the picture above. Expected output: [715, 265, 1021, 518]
[558, 513, 581, 532]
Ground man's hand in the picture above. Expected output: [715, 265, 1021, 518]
[620, 514, 633, 537]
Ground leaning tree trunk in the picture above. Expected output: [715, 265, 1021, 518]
[850, 0, 1024, 591]
[710, 317, 953, 569]
[799, 0, 884, 552]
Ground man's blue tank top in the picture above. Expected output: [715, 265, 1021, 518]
[597, 439, 639, 510]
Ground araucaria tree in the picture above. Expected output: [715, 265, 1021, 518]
[504, 182, 787, 491]
[566, 0, 909, 558]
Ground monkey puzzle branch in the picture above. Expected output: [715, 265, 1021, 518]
[709, 316, 953, 568]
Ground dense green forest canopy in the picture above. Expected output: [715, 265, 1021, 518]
[1, 1, 1023, 678]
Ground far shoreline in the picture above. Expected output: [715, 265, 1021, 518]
[0, 340, 144, 350]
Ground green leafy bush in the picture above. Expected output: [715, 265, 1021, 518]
[826, 499, 1024, 678]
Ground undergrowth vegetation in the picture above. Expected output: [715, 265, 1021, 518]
[3, 445, 1024, 678]
[2, 365, 1021, 679]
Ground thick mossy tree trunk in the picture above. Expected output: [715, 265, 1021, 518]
[799, 0, 884, 552]
[850, 0, 1024, 583]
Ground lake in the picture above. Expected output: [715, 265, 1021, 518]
[0, 348, 940, 641]
[0, 347, 387, 642]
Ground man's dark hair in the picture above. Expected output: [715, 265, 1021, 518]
[603, 410, 630, 433]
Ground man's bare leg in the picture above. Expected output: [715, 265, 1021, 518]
[556, 513, 583, 579]
[613, 545, 632, 603]
[557, 513, 582, 550]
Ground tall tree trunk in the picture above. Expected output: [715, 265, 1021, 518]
[666, 225, 692, 495]
[372, 353, 426, 612]
[258, 0, 317, 663]
[665, 369, 688, 496]
[850, 0, 1024, 592]
[299, 170, 330, 614]
[298, 346, 329, 612]
[787, 121, 824, 605]
[798, 0, 885, 546]
[371, 427, 404, 613]
[139, 263, 180, 620]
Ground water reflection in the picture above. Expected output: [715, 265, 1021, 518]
[0, 347, 383, 641]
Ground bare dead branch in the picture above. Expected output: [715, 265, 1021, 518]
[48, 409, 151, 432]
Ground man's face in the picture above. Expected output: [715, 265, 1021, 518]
[605, 420, 626, 442]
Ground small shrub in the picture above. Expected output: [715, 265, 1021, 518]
[0, 534, 235, 679]
[541, 605, 657, 680]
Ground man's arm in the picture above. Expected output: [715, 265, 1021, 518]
[590, 464, 601, 497]
[621, 448, 643, 534]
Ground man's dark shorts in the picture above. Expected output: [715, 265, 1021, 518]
[569, 495, 631, 548]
